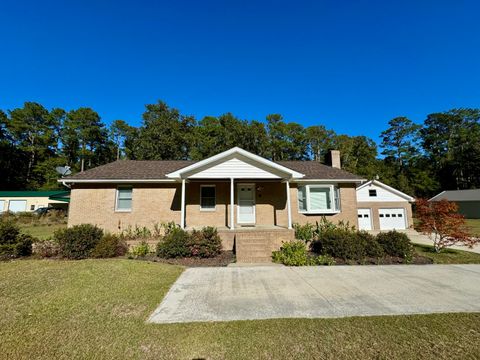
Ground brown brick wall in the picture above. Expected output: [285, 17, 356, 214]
[68, 183, 181, 233]
[356, 201, 413, 230]
[68, 181, 359, 233]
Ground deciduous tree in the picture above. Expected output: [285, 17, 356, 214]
[416, 198, 478, 252]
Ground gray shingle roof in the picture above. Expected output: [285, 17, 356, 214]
[430, 189, 480, 202]
[64, 159, 364, 181]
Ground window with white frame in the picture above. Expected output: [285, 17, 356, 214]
[116, 187, 132, 211]
[297, 185, 340, 213]
[200, 185, 216, 210]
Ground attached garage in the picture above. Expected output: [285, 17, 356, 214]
[8, 200, 27, 212]
[356, 180, 414, 231]
[378, 208, 406, 230]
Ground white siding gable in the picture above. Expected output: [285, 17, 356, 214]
[357, 183, 409, 202]
[188, 157, 281, 179]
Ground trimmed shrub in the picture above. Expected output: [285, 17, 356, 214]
[272, 241, 311, 266]
[0, 221, 33, 258]
[33, 240, 60, 258]
[293, 223, 316, 243]
[187, 227, 222, 258]
[376, 231, 414, 261]
[357, 231, 384, 258]
[54, 224, 103, 259]
[272, 241, 335, 266]
[92, 234, 128, 258]
[156, 228, 190, 258]
[311, 229, 366, 261]
[130, 241, 151, 257]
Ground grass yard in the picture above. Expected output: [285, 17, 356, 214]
[1, 260, 479, 359]
[19, 223, 66, 239]
[414, 244, 480, 264]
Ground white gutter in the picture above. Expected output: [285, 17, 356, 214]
[292, 179, 366, 183]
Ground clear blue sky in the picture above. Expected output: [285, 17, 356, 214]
[1, 0, 478, 142]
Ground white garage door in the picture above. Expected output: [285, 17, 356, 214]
[357, 209, 372, 230]
[379, 208, 406, 230]
[0, 200, 5, 212]
[8, 200, 27, 213]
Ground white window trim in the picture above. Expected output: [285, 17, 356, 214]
[298, 184, 340, 214]
[115, 186, 132, 212]
[200, 184, 216, 211]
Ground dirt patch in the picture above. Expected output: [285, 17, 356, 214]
[135, 251, 235, 267]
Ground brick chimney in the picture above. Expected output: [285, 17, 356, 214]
[330, 150, 341, 169]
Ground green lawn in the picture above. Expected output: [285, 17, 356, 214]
[1, 260, 479, 359]
[414, 244, 480, 264]
[19, 223, 66, 239]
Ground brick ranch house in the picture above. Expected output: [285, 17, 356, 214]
[61, 147, 414, 262]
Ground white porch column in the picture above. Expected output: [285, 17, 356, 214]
[286, 180, 292, 229]
[180, 178, 186, 229]
[230, 177, 235, 230]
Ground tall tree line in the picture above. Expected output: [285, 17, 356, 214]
[1, 100, 479, 197]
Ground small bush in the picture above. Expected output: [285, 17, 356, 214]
[356, 231, 384, 258]
[129, 241, 151, 257]
[33, 240, 60, 258]
[54, 224, 103, 259]
[0, 221, 34, 258]
[0, 220, 20, 244]
[312, 229, 366, 261]
[272, 241, 310, 266]
[92, 233, 128, 258]
[376, 231, 414, 261]
[187, 227, 222, 258]
[293, 223, 316, 243]
[272, 241, 334, 266]
[156, 228, 190, 258]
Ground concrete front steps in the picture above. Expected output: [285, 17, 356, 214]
[234, 228, 295, 263]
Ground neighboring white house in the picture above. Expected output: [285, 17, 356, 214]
[0, 191, 70, 213]
[356, 180, 415, 231]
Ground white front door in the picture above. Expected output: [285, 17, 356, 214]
[237, 184, 255, 224]
[357, 208, 372, 230]
[379, 208, 406, 230]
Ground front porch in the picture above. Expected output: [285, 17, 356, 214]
[165, 147, 303, 262]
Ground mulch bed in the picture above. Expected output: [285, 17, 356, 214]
[332, 255, 433, 265]
[137, 251, 235, 267]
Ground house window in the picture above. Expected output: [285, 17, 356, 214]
[116, 187, 132, 211]
[200, 185, 216, 210]
[297, 185, 340, 214]
[369, 189, 377, 197]
[30, 205, 35, 210]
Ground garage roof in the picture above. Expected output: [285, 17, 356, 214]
[0, 191, 70, 198]
[430, 189, 480, 202]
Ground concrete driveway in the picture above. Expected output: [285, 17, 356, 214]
[409, 233, 480, 254]
[148, 265, 480, 323]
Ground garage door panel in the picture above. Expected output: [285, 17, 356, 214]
[379, 208, 406, 230]
[357, 209, 372, 230]
[0, 200, 5, 212]
[8, 200, 27, 213]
